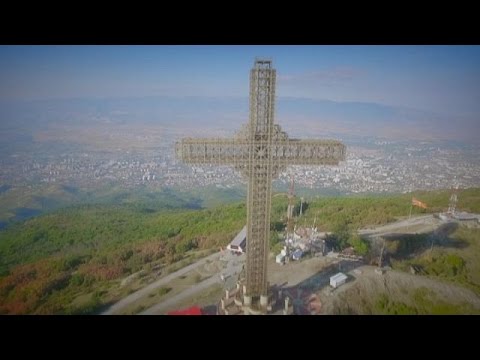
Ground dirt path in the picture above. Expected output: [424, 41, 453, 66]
[359, 215, 435, 237]
[102, 251, 222, 315]
[139, 272, 222, 315]
[138, 251, 245, 314]
[103, 249, 245, 315]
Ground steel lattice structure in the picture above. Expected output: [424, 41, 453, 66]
[176, 59, 346, 307]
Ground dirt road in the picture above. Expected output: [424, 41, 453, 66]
[103, 250, 245, 315]
[359, 215, 435, 237]
[139, 271, 222, 315]
[102, 251, 222, 315]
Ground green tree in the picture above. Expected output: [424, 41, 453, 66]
[270, 231, 281, 249]
[348, 233, 369, 256]
[331, 220, 351, 250]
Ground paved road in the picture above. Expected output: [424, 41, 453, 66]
[140, 251, 245, 315]
[139, 271, 222, 315]
[358, 215, 434, 237]
[102, 251, 222, 315]
[316, 215, 435, 240]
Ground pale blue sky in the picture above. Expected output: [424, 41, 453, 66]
[0, 45, 479, 118]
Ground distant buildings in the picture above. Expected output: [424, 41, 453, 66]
[2, 132, 479, 197]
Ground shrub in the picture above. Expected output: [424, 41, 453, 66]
[158, 287, 171, 296]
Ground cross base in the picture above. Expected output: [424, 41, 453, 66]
[217, 280, 286, 315]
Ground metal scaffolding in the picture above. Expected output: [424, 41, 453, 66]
[176, 59, 346, 307]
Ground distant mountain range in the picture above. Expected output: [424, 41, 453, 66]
[0, 96, 477, 143]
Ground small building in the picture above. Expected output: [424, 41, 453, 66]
[276, 253, 285, 264]
[227, 225, 247, 254]
[330, 272, 347, 288]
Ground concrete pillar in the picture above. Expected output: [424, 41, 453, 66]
[285, 297, 290, 311]
[260, 295, 268, 307]
[244, 295, 252, 306]
[243, 285, 247, 295]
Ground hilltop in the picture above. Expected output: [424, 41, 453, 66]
[0, 187, 479, 314]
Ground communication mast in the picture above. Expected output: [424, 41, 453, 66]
[282, 176, 296, 263]
[447, 181, 459, 216]
[286, 175, 295, 236]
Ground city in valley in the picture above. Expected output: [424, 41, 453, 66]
[1, 120, 479, 215]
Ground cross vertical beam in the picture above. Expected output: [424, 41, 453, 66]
[245, 59, 275, 299]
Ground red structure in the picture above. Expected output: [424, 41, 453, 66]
[167, 306, 203, 315]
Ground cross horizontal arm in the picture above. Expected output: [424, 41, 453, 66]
[175, 138, 249, 165]
[274, 139, 346, 165]
[176, 138, 346, 167]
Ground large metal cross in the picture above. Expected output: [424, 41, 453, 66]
[175, 59, 346, 306]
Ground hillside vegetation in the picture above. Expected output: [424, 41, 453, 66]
[0, 183, 246, 224]
[0, 187, 478, 314]
[0, 202, 245, 314]
[296, 187, 480, 231]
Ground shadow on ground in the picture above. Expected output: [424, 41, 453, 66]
[275, 259, 363, 315]
[379, 222, 466, 264]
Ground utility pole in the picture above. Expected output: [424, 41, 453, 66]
[379, 237, 386, 268]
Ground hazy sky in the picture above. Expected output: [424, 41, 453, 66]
[0, 45, 479, 117]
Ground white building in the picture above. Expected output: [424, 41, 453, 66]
[276, 253, 285, 264]
[227, 225, 246, 254]
[330, 272, 347, 288]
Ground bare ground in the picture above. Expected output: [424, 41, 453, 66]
[320, 265, 480, 314]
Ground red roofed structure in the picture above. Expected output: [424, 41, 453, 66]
[167, 306, 203, 315]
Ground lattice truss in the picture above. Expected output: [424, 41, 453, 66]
[176, 59, 346, 301]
